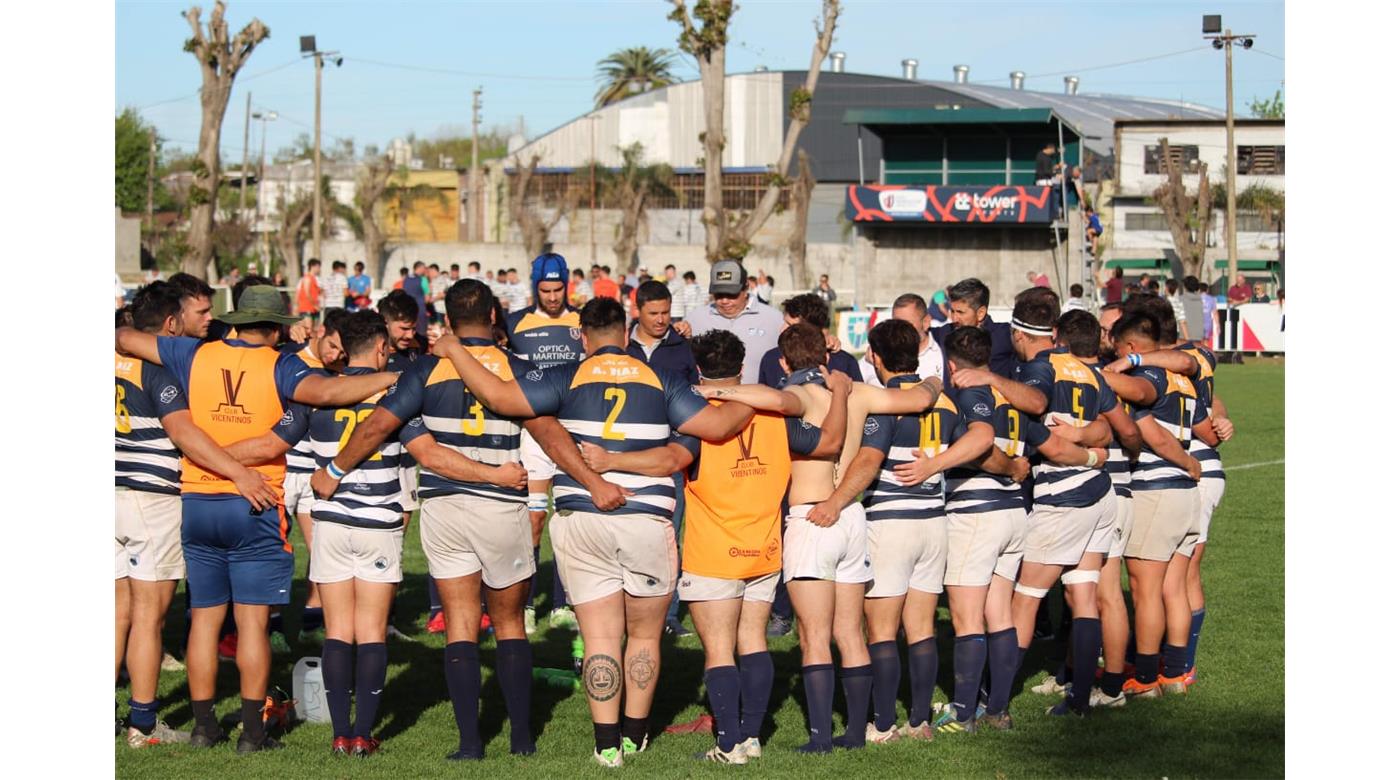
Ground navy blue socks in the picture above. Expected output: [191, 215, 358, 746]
[867, 641, 901, 731]
[986, 628, 1021, 715]
[495, 639, 536, 754]
[1068, 618, 1102, 712]
[1185, 608, 1206, 670]
[952, 634, 988, 722]
[444, 641, 482, 757]
[705, 666, 741, 751]
[128, 698, 159, 734]
[797, 664, 835, 753]
[906, 637, 938, 727]
[1134, 652, 1160, 685]
[321, 638, 355, 739]
[1163, 644, 1189, 679]
[832, 665, 873, 748]
[353, 642, 387, 739]
[737, 651, 773, 741]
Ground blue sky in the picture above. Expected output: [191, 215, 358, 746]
[116, 0, 1284, 159]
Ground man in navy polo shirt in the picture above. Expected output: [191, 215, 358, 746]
[932, 278, 1016, 379]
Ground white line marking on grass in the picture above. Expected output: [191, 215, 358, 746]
[1226, 459, 1285, 472]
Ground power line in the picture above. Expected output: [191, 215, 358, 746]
[342, 56, 593, 82]
[132, 57, 303, 111]
[980, 46, 1212, 84]
[1248, 48, 1284, 61]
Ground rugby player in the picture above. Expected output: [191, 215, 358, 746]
[115, 285, 399, 752]
[298, 311, 410, 757]
[1036, 310, 1145, 707]
[1108, 311, 1204, 697]
[578, 329, 847, 764]
[167, 272, 215, 340]
[905, 324, 1105, 730]
[280, 308, 349, 642]
[810, 319, 968, 743]
[424, 296, 756, 767]
[506, 253, 586, 634]
[698, 322, 938, 753]
[115, 282, 279, 748]
[1109, 294, 1230, 686]
[856, 294, 945, 385]
[314, 279, 563, 760]
[950, 294, 1117, 718]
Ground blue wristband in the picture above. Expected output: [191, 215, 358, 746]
[326, 460, 346, 480]
[1128, 353, 1142, 368]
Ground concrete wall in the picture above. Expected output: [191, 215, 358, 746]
[852, 226, 1064, 309]
[116, 209, 141, 278]
[1115, 122, 1284, 197]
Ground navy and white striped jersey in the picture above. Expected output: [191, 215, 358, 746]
[306, 367, 412, 530]
[282, 345, 331, 474]
[115, 353, 188, 495]
[380, 338, 533, 503]
[859, 375, 963, 521]
[944, 385, 1050, 514]
[1175, 343, 1225, 481]
[518, 345, 708, 518]
[1127, 366, 1206, 491]
[1015, 348, 1115, 508]
[1105, 398, 1134, 498]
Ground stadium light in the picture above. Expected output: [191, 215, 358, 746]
[1202, 17, 1259, 295]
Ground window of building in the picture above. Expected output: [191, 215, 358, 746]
[1237, 145, 1284, 175]
[1143, 144, 1202, 175]
[1125, 212, 1170, 231]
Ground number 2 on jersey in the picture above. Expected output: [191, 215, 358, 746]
[601, 388, 627, 441]
[335, 408, 383, 460]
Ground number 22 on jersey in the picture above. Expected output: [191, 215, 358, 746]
[335, 408, 383, 460]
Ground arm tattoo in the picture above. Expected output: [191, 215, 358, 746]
[584, 654, 621, 702]
[627, 649, 656, 691]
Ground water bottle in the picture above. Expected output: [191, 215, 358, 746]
[571, 635, 585, 675]
[292, 657, 330, 723]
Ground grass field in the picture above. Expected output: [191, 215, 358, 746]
[115, 360, 1284, 779]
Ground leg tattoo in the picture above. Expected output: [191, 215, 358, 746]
[584, 654, 622, 702]
[627, 649, 656, 691]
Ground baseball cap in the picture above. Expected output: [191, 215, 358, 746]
[215, 285, 299, 326]
[709, 259, 746, 296]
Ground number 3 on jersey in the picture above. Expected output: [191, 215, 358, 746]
[115, 384, 132, 434]
[601, 388, 627, 441]
[335, 408, 383, 460]
[462, 398, 485, 436]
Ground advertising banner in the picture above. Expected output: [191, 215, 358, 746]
[846, 184, 1054, 224]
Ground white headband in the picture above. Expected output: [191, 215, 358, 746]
[1011, 317, 1053, 336]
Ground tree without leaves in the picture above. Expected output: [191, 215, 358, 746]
[583, 143, 676, 273]
[595, 47, 680, 108]
[785, 149, 816, 289]
[1152, 137, 1213, 279]
[272, 175, 338, 278]
[670, 0, 839, 262]
[354, 156, 394, 283]
[509, 155, 579, 260]
[181, 1, 270, 280]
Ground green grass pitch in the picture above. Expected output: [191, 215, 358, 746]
[115, 360, 1284, 778]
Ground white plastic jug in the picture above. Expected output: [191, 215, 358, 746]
[292, 656, 330, 723]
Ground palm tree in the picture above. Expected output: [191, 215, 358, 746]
[595, 47, 679, 107]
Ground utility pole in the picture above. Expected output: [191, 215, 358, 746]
[253, 110, 277, 271]
[240, 92, 251, 218]
[145, 129, 156, 236]
[313, 52, 323, 264]
[589, 114, 597, 264]
[1203, 16, 1255, 292]
[470, 86, 482, 242]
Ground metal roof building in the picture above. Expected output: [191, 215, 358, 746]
[509, 67, 1223, 182]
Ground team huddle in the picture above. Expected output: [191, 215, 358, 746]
[114, 254, 1231, 766]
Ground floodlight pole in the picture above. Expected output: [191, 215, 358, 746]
[1205, 25, 1255, 291]
[313, 51, 323, 266]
